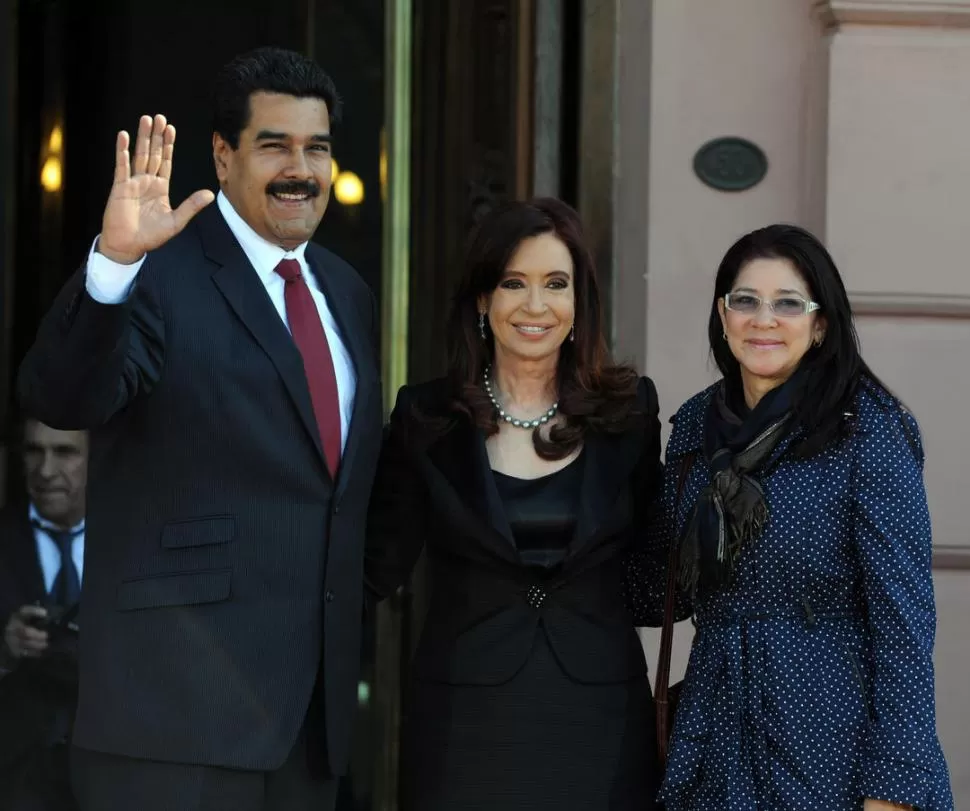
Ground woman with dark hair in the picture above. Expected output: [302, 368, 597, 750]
[650, 224, 953, 810]
[365, 197, 670, 810]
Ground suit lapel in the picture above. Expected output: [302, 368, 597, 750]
[201, 207, 328, 473]
[474, 431, 516, 547]
[567, 429, 634, 559]
[425, 419, 519, 562]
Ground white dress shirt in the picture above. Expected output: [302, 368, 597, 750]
[85, 192, 357, 450]
[30, 503, 85, 593]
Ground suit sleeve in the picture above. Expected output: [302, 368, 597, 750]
[622, 376, 681, 626]
[364, 385, 432, 602]
[17, 253, 165, 429]
[632, 376, 663, 541]
[0, 561, 18, 631]
[853, 402, 944, 807]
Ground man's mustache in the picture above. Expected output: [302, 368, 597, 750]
[266, 180, 322, 198]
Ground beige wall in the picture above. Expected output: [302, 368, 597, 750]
[617, 0, 970, 802]
[635, 0, 828, 416]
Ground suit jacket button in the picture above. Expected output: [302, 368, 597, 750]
[325, 590, 335, 603]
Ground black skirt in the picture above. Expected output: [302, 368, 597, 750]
[400, 629, 658, 811]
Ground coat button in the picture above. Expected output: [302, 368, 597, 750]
[325, 590, 335, 603]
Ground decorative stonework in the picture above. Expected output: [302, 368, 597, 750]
[850, 292, 970, 318]
[815, 0, 970, 28]
[934, 546, 970, 570]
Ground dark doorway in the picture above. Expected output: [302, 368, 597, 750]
[407, 0, 537, 386]
[3, 1, 385, 808]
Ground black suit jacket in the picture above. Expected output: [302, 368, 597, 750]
[0, 506, 46, 621]
[365, 376, 664, 686]
[0, 506, 79, 770]
[16, 204, 383, 775]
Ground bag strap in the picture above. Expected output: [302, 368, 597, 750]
[655, 451, 695, 765]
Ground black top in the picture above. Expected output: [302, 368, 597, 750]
[493, 452, 585, 569]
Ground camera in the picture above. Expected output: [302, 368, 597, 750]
[25, 603, 79, 684]
[26, 603, 79, 638]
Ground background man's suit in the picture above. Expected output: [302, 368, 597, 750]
[0, 505, 80, 810]
[17, 202, 383, 782]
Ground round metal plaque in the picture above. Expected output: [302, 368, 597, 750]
[693, 137, 767, 192]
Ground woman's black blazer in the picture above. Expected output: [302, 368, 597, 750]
[364, 376, 664, 685]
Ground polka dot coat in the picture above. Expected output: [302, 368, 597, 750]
[657, 381, 953, 811]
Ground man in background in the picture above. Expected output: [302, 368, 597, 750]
[0, 419, 88, 811]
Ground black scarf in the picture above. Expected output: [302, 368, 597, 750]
[678, 371, 802, 600]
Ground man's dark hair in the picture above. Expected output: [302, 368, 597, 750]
[212, 46, 341, 149]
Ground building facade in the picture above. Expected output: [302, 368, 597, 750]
[1, 0, 967, 807]
[604, 2, 970, 805]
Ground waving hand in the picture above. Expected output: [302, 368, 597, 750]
[98, 114, 215, 265]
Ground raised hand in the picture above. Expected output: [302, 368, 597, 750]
[99, 114, 215, 265]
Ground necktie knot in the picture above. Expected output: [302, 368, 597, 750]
[49, 529, 76, 557]
[274, 258, 303, 283]
[32, 521, 81, 554]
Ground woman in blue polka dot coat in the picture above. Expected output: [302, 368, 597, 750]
[650, 225, 953, 810]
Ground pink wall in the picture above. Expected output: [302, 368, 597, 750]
[620, 1, 970, 801]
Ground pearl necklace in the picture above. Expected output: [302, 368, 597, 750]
[483, 367, 559, 430]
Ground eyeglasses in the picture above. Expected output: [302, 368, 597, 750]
[723, 292, 820, 318]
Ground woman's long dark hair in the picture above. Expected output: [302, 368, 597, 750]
[708, 223, 891, 456]
[444, 197, 639, 460]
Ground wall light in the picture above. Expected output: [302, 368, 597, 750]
[331, 158, 340, 184]
[41, 156, 62, 193]
[334, 171, 364, 207]
[49, 125, 63, 154]
[41, 123, 64, 194]
[379, 129, 387, 203]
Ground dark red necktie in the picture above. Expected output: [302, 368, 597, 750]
[274, 259, 341, 478]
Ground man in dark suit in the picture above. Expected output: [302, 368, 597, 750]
[0, 419, 88, 811]
[17, 47, 383, 811]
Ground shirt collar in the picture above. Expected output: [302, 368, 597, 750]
[29, 503, 85, 535]
[216, 191, 308, 284]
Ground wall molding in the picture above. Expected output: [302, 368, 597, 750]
[849, 291, 970, 318]
[934, 546, 970, 570]
[815, 0, 970, 29]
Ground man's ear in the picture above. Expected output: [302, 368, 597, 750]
[213, 133, 232, 183]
